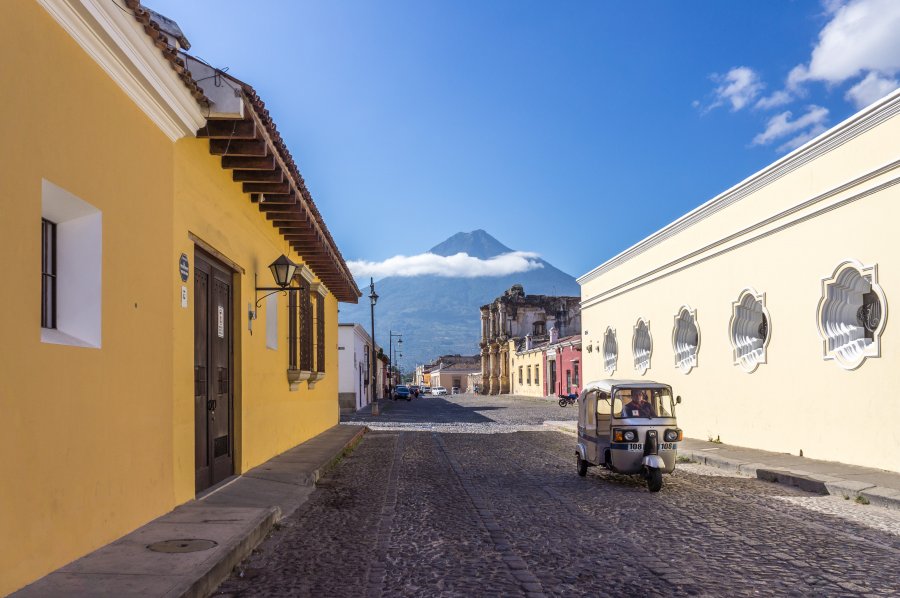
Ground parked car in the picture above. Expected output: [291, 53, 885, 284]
[421, 386, 432, 395]
[393, 385, 411, 401]
[432, 386, 448, 396]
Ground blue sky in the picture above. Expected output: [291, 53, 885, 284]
[147, 0, 900, 280]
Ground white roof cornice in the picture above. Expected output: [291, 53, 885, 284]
[578, 88, 900, 286]
[37, 0, 207, 141]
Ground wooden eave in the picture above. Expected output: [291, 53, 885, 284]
[196, 97, 360, 302]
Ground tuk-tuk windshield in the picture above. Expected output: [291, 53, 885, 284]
[613, 387, 674, 418]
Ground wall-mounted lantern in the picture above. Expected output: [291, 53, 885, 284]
[255, 254, 299, 308]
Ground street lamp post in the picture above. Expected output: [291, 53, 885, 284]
[368, 278, 379, 416]
[388, 331, 402, 398]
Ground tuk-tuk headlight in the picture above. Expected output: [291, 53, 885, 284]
[664, 429, 682, 442]
[613, 429, 637, 442]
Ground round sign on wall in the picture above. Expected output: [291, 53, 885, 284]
[179, 253, 189, 282]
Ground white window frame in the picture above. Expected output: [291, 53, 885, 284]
[632, 318, 652, 375]
[816, 260, 887, 370]
[672, 306, 700, 374]
[729, 288, 771, 373]
[40, 179, 102, 348]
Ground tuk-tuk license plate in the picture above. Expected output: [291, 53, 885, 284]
[660, 443, 677, 451]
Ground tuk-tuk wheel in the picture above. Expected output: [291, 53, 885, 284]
[577, 454, 588, 477]
[647, 468, 663, 492]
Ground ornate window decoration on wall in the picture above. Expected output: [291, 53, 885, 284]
[672, 306, 700, 374]
[603, 327, 618, 374]
[632, 318, 652, 375]
[729, 288, 771, 373]
[817, 260, 887, 370]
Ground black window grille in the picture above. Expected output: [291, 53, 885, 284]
[41, 218, 57, 329]
[288, 286, 298, 369]
[316, 291, 325, 373]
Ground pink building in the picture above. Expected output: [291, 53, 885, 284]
[544, 332, 582, 397]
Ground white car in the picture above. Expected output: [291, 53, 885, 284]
[432, 386, 448, 396]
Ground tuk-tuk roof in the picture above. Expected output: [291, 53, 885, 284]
[582, 379, 671, 394]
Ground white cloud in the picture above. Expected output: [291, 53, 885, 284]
[752, 105, 829, 146]
[791, 0, 900, 85]
[755, 90, 793, 110]
[707, 66, 764, 111]
[776, 124, 828, 153]
[844, 71, 900, 108]
[347, 251, 544, 279]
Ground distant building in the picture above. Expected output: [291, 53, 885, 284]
[479, 285, 581, 395]
[430, 358, 481, 393]
[545, 331, 582, 397]
[338, 324, 382, 411]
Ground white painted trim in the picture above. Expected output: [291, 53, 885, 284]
[37, 0, 206, 141]
[816, 260, 887, 370]
[602, 326, 618, 375]
[632, 318, 652, 375]
[578, 88, 900, 286]
[581, 170, 900, 309]
[728, 288, 770, 373]
[672, 306, 700, 374]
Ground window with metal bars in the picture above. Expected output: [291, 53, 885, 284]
[315, 291, 325, 373]
[41, 218, 57, 329]
[287, 278, 314, 371]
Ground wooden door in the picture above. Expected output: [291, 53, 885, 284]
[194, 251, 234, 493]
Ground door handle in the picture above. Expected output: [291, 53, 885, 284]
[207, 399, 217, 411]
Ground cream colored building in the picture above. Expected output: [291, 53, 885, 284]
[579, 90, 900, 473]
[509, 338, 548, 397]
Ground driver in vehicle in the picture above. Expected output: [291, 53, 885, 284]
[639, 393, 656, 417]
[622, 392, 643, 417]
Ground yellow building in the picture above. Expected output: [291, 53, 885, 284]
[509, 338, 548, 397]
[579, 88, 900, 472]
[1, 2, 359, 594]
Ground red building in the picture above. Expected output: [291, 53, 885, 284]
[545, 332, 582, 397]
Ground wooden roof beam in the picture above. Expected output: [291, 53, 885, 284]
[197, 119, 256, 139]
[244, 181, 291, 194]
[222, 155, 276, 170]
[210, 139, 267, 156]
[233, 169, 283, 183]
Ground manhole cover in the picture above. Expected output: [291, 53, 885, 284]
[147, 539, 218, 553]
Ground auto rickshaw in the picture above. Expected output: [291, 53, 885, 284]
[575, 379, 682, 492]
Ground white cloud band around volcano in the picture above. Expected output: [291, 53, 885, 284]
[348, 251, 544, 279]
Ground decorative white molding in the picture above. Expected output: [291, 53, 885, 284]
[632, 318, 652, 375]
[816, 260, 887, 370]
[581, 171, 900, 309]
[729, 288, 770, 373]
[603, 327, 618, 374]
[37, 0, 206, 141]
[672, 306, 700, 374]
[310, 282, 329, 298]
[578, 87, 900, 288]
[297, 265, 315, 284]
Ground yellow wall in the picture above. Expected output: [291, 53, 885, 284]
[510, 342, 546, 397]
[1, 5, 343, 593]
[0, 3, 176, 593]
[580, 100, 900, 472]
[172, 139, 339, 504]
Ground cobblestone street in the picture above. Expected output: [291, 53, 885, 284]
[215, 395, 900, 597]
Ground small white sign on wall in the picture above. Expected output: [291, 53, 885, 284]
[217, 305, 225, 338]
[181, 286, 188, 308]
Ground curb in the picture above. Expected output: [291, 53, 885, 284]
[545, 427, 900, 511]
[178, 506, 280, 598]
[183, 425, 370, 596]
[680, 448, 900, 511]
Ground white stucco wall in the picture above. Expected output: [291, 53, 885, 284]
[579, 90, 900, 472]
